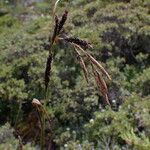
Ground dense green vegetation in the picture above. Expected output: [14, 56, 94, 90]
[0, 0, 150, 149]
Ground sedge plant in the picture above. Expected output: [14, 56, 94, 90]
[14, 1, 112, 149]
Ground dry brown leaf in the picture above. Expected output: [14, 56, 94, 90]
[92, 64, 110, 105]
[74, 47, 89, 83]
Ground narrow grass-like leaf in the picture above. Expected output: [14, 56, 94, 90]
[73, 44, 111, 80]
[74, 47, 89, 83]
[88, 54, 111, 80]
[92, 64, 110, 105]
[96, 70, 108, 94]
[53, 0, 61, 17]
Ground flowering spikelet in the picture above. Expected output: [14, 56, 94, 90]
[51, 15, 59, 44]
[57, 10, 68, 34]
[65, 37, 92, 49]
[45, 54, 52, 90]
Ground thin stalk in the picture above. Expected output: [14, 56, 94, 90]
[35, 106, 45, 150]
[40, 113, 45, 150]
[14, 102, 22, 128]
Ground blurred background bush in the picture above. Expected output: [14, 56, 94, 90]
[0, 0, 149, 149]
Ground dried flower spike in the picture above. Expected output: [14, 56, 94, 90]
[65, 37, 92, 49]
[45, 54, 53, 90]
[57, 10, 68, 34]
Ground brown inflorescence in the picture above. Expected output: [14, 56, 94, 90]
[64, 37, 91, 49]
[45, 8, 111, 105]
[45, 11, 68, 92]
[45, 54, 53, 90]
[51, 15, 59, 44]
[57, 10, 68, 34]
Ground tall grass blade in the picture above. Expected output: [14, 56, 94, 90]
[53, 0, 61, 17]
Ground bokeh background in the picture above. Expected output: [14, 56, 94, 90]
[0, 0, 150, 149]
